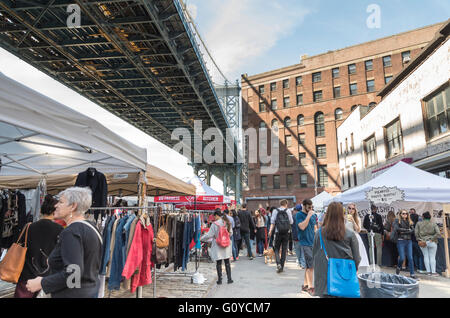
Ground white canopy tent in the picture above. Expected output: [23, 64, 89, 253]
[311, 191, 334, 211]
[0, 72, 147, 176]
[325, 161, 450, 206]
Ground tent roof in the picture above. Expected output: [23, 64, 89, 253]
[311, 191, 334, 209]
[186, 176, 223, 196]
[0, 72, 147, 175]
[0, 164, 196, 197]
[326, 161, 450, 205]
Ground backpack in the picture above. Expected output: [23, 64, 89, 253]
[215, 222, 231, 248]
[275, 209, 291, 235]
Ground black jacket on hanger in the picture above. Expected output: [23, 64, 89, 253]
[75, 168, 108, 210]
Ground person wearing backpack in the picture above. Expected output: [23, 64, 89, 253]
[200, 210, 233, 284]
[268, 199, 294, 273]
[296, 198, 318, 296]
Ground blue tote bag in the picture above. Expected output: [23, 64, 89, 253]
[319, 228, 360, 298]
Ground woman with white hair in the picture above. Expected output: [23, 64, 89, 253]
[25, 187, 103, 298]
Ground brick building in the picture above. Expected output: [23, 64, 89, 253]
[241, 22, 445, 210]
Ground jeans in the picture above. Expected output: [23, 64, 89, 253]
[274, 232, 289, 269]
[294, 240, 306, 267]
[368, 232, 383, 265]
[241, 232, 253, 257]
[257, 240, 264, 255]
[397, 240, 414, 275]
[412, 240, 425, 270]
[288, 231, 293, 252]
[420, 241, 438, 273]
[231, 235, 238, 260]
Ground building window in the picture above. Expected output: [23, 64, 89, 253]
[271, 119, 278, 129]
[341, 171, 345, 186]
[332, 68, 340, 78]
[318, 165, 328, 187]
[285, 135, 292, 147]
[283, 97, 290, 108]
[283, 79, 289, 89]
[296, 76, 303, 86]
[286, 154, 294, 167]
[353, 167, 357, 186]
[273, 175, 280, 189]
[271, 99, 277, 110]
[350, 83, 357, 95]
[270, 82, 277, 91]
[402, 51, 411, 64]
[369, 102, 377, 110]
[424, 85, 449, 139]
[313, 90, 323, 102]
[385, 76, 393, 84]
[286, 174, 293, 188]
[385, 118, 403, 158]
[298, 133, 305, 145]
[261, 176, 267, 190]
[383, 55, 392, 67]
[284, 117, 291, 127]
[297, 114, 304, 126]
[348, 64, 356, 75]
[340, 142, 343, 156]
[297, 94, 303, 105]
[335, 108, 343, 120]
[347, 170, 351, 188]
[350, 133, 354, 152]
[365, 60, 373, 71]
[259, 121, 267, 129]
[367, 79, 375, 92]
[316, 144, 326, 158]
[312, 72, 321, 83]
[259, 85, 265, 94]
[300, 174, 307, 188]
[299, 152, 307, 166]
[332, 86, 341, 99]
[364, 135, 377, 167]
[259, 102, 266, 112]
[351, 105, 358, 112]
[315, 112, 325, 137]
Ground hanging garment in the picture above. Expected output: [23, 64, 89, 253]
[106, 217, 120, 277]
[108, 215, 129, 290]
[99, 215, 116, 275]
[1, 191, 26, 249]
[174, 220, 184, 272]
[194, 215, 202, 249]
[182, 218, 194, 271]
[75, 168, 108, 220]
[122, 215, 154, 293]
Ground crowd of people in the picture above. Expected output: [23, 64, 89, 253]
[5, 186, 443, 298]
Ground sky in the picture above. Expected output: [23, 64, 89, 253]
[0, 0, 448, 196]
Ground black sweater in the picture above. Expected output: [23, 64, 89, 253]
[363, 212, 384, 235]
[19, 219, 63, 282]
[238, 210, 255, 234]
[41, 221, 102, 298]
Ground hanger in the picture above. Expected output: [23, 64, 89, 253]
[87, 167, 97, 176]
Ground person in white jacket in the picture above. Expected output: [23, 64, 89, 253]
[200, 210, 233, 284]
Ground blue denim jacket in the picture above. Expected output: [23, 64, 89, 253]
[100, 215, 116, 275]
[108, 215, 129, 290]
[122, 214, 136, 263]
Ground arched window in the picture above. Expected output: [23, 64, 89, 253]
[297, 114, 304, 126]
[335, 108, 343, 120]
[260, 121, 267, 129]
[271, 119, 279, 134]
[284, 117, 291, 127]
[351, 105, 358, 112]
[315, 112, 325, 137]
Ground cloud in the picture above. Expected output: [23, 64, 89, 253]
[194, 0, 312, 80]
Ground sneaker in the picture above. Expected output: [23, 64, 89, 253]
[417, 270, 427, 274]
[276, 265, 282, 273]
[307, 288, 315, 296]
[236, 257, 239, 260]
[410, 274, 418, 280]
[301, 285, 309, 292]
[396, 267, 400, 275]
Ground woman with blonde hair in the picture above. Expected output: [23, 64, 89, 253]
[391, 209, 417, 279]
[345, 203, 369, 268]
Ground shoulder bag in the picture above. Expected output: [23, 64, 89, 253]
[0, 222, 31, 283]
[155, 211, 169, 248]
[319, 228, 360, 298]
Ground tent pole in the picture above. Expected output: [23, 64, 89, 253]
[443, 204, 450, 278]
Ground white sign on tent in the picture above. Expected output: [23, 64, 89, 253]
[365, 186, 405, 205]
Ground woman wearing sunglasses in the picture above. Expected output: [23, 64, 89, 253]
[392, 209, 417, 279]
[14, 195, 63, 298]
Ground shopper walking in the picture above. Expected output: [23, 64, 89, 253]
[345, 203, 369, 268]
[363, 204, 384, 266]
[14, 195, 64, 298]
[415, 211, 440, 276]
[287, 205, 294, 256]
[231, 209, 240, 261]
[254, 209, 266, 257]
[268, 199, 293, 273]
[200, 210, 233, 284]
[392, 209, 417, 279]
[296, 199, 317, 295]
[237, 204, 255, 260]
[26, 187, 103, 298]
[223, 209, 236, 261]
[292, 204, 306, 268]
[313, 202, 361, 298]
